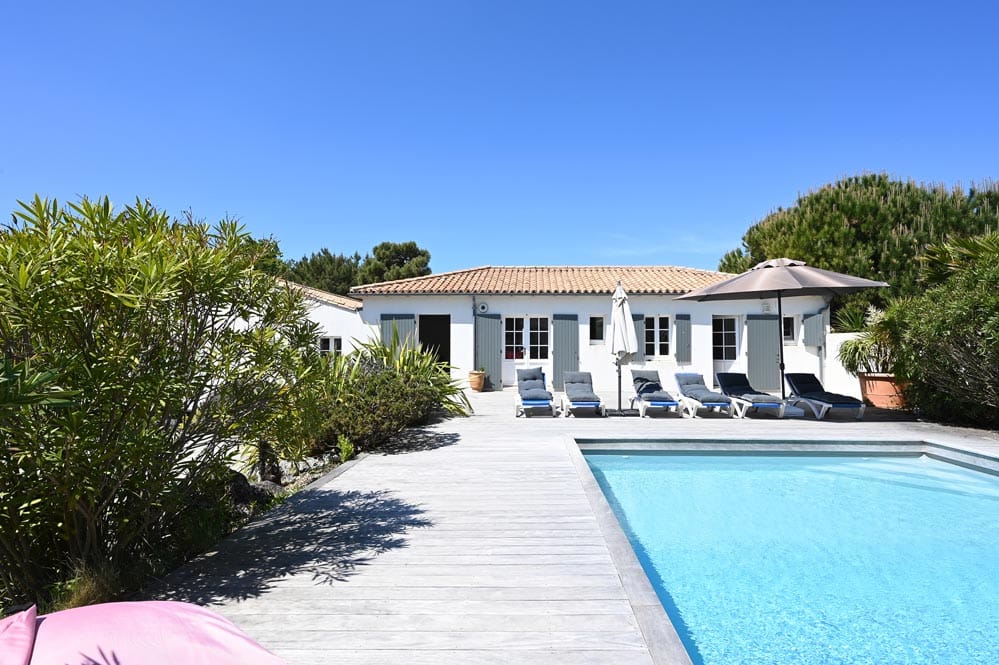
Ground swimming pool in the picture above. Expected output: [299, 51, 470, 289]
[585, 452, 999, 665]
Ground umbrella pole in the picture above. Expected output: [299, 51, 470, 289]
[617, 359, 622, 411]
[777, 291, 786, 400]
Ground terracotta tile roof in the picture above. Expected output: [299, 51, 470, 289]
[349, 266, 732, 296]
[280, 279, 363, 311]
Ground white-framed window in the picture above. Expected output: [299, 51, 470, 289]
[712, 317, 737, 360]
[504, 317, 525, 360]
[782, 316, 796, 343]
[318, 336, 342, 357]
[644, 316, 670, 357]
[505, 316, 549, 360]
[589, 316, 604, 343]
[528, 317, 549, 360]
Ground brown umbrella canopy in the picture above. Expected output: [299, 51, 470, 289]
[674, 258, 888, 399]
[674, 258, 889, 302]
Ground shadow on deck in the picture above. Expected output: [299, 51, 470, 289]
[148, 487, 431, 605]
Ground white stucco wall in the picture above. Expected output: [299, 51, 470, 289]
[823, 332, 863, 399]
[304, 298, 372, 355]
[358, 292, 834, 395]
[359, 295, 476, 378]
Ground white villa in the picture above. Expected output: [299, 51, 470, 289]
[282, 280, 370, 357]
[342, 266, 842, 395]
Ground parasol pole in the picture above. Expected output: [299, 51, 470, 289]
[777, 290, 786, 399]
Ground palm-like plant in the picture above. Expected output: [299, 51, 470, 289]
[837, 307, 897, 375]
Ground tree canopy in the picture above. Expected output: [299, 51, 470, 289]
[719, 174, 999, 322]
[357, 241, 431, 285]
[286, 241, 431, 294]
[285, 248, 363, 295]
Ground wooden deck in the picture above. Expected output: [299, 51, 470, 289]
[153, 389, 999, 664]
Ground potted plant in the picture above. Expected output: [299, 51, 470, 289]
[468, 368, 486, 392]
[836, 307, 905, 409]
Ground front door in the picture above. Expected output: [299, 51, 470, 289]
[418, 315, 451, 365]
[551, 314, 579, 390]
[747, 314, 780, 391]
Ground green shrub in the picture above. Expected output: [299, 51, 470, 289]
[314, 332, 470, 454]
[337, 434, 355, 462]
[0, 196, 322, 608]
[886, 242, 999, 428]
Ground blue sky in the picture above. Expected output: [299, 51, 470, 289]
[3, 1, 997, 272]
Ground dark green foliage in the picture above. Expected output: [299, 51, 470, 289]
[0, 196, 322, 608]
[720, 174, 999, 323]
[356, 241, 432, 285]
[314, 334, 470, 454]
[285, 248, 362, 295]
[245, 236, 288, 276]
[886, 237, 999, 429]
[285, 241, 431, 293]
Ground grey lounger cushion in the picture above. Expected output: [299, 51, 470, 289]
[785, 373, 861, 405]
[716, 372, 780, 403]
[563, 371, 601, 403]
[517, 368, 553, 400]
[631, 370, 677, 402]
[799, 390, 862, 405]
[516, 367, 545, 383]
[675, 373, 731, 404]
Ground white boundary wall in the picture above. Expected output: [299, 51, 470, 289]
[823, 332, 862, 399]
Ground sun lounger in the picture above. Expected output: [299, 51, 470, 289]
[785, 373, 866, 420]
[716, 372, 786, 419]
[515, 367, 557, 417]
[561, 371, 607, 417]
[674, 372, 738, 418]
[629, 369, 682, 417]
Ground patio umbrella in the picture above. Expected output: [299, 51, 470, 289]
[609, 282, 639, 413]
[674, 258, 888, 399]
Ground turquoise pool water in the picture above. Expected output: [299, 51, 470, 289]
[585, 452, 999, 665]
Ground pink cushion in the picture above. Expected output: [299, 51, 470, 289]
[29, 601, 285, 665]
[0, 605, 37, 665]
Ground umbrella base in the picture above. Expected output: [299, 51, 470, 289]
[605, 408, 641, 417]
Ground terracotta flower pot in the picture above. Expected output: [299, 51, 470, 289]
[468, 370, 486, 392]
[858, 372, 906, 409]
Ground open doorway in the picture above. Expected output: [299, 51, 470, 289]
[418, 315, 451, 365]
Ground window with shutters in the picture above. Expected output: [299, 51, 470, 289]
[644, 316, 670, 357]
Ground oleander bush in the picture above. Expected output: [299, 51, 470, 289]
[885, 233, 999, 428]
[0, 196, 322, 609]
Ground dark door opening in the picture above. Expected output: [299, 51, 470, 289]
[418, 315, 451, 365]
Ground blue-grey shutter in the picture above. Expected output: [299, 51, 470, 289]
[552, 314, 579, 390]
[746, 314, 780, 391]
[474, 313, 502, 390]
[631, 313, 645, 362]
[674, 314, 691, 364]
[803, 313, 825, 347]
[380, 314, 416, 347]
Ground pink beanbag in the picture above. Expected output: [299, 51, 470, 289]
[2, 601, 286, 665]
[0, 604, 37, 665]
